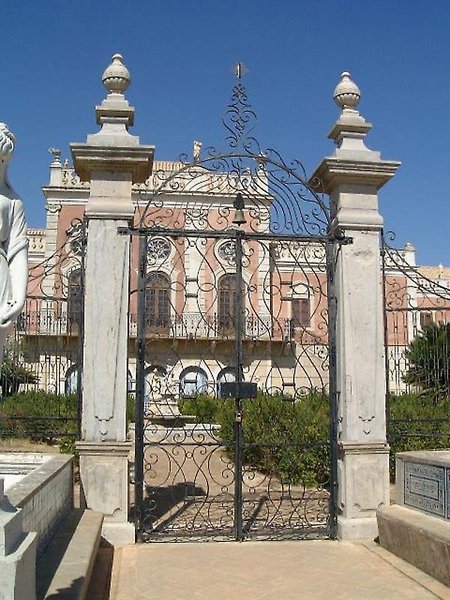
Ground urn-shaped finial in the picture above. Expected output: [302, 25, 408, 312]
[102, 53, 131, 95]
[333, 71, 360, 110]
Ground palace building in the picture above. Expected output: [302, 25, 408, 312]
[17, 150, 450, 402]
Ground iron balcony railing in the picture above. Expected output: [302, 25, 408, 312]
[16, 309, 81, 336]
[16, 309, 302, 341]
[128, 312, 285, 340]
[129, 312, 306, 341]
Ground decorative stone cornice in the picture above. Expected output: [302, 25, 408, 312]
[27, 229, 46, 258]
[312, 157, 400, 194]
[71, 144, 154, 184]
[338, 440, 390, 455]
[76, 441, 132, 457]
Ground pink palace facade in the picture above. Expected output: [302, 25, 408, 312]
[20, 151, 450, 400]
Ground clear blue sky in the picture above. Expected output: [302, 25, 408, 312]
[2, 0, 449, 265]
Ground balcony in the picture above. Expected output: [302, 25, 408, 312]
[16, 310, 80, 336]
[128, 312, 294, 341]
[16, 309, 302, 342]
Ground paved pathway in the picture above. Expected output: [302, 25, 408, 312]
[109, 539, 450, 600]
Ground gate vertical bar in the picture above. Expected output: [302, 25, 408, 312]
[381, 233, 392, 444]
[76, 219, 87, 439]
[234, 229, 244, 541]
[326, 238, 339, 537]
[134, 234, 148, 538]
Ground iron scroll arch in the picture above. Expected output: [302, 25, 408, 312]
[134, 150, 330, 238]
[133, 77, 330, 237]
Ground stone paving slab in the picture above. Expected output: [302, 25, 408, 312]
[109, 539, 450, 600]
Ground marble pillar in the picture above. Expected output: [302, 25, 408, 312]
[72, 54, 154, 546]
[311, 72, 400, 539]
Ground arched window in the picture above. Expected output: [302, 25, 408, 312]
[65, 364, 78, 395]
[218, 274, 238, 334]
[146, 272, 170, 333]
[67, 269, 82, 333]
[216, 367, 236, 397]
[179, 367, 208, 397]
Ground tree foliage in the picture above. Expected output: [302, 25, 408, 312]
[404, 322, 450, 397]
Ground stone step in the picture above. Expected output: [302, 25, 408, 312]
[377, 503, 450, 588]
[36, 508, 103, 600]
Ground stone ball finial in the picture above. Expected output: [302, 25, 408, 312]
[102, 53, 131, 95]
[333, 71, 361, 110]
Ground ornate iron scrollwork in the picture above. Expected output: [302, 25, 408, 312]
[131, 80, 336, 542]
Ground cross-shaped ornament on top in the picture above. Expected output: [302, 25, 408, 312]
[234, 62, 248, 79]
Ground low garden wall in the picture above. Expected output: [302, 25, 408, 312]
[4, 453, 73, 559]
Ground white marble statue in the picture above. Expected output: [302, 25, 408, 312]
[0, 123, 28, 366]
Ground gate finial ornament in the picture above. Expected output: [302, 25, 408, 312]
[102, 53, 131, 96]
[333, 72, 361, 111]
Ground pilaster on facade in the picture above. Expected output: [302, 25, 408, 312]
[27, 229, 46, 263]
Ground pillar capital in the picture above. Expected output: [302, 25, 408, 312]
[311, 72, 399, 237]
[311, 71, 400, 198]
[71, 144, 154, 184]
[70, 53, 154, 219]
[312, 157, 400, 196]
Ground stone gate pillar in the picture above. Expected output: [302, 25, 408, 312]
[72, 54, 154, 545]
[311, 73, 400, 539]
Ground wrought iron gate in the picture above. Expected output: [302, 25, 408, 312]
[129, 79, 339, 541]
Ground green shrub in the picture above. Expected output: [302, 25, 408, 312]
[404, 323, 450, 398]
[241, 394, 330, 487]
[0, 390, 78, 445]
[179, 394, 224, 423]
[0, 357, 38, 397]
[388, 393, 450, 478]
[179, 392, 330, 487]
[127, 394, 136, 425]
[179, 391, 450, 484]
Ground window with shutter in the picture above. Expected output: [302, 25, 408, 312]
[292, 297, 311, 328]
[146, 272, 171, 333]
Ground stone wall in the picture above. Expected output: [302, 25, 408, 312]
[6, 454, 73, 558]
